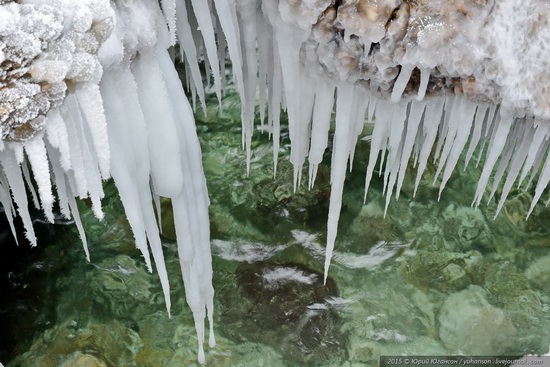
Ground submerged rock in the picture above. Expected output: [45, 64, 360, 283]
[88, 255, 156, 321]
[438, 285, 518, 355]
[10, 320, 143, 367]
[219, 261, 347, 364]
[525, 255, 550, 292]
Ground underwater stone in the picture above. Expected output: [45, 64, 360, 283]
[401, 244, 482, 292]
[525, 255, 550, 292]
[438, 285, 518, 355]
[88, 255, 155, 321]
[60, 352, 107, 367]
[219, 261, 346, 363]
[10, 320, 143, 367]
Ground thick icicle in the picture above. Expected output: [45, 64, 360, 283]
[413, 97, 445, 197]
[325, 84, 356, 283]
[161, 0, 177, 45]
[0, 148, 36, 246]
[74, 84, 111, 180]
[364, 100, 392, 202]
[21, 161, 40, 211]
[175, 0, 206, 112]
[237, 0, 259, 174]
[157, 23, 215, 358]
[189, 0, 222, 101]
[308, 80, 335, 188]
[518, 122, 550, 188]
[24, 137, 55, 222]
[0, 178, 18, 245]
[395, 99, 426, 199]
[494, 123, 535, 217]
[417, 68, 431, 101]
[487, 121, 525, 204]
[132, 51, 185, 199]
[472, 109, 514, 207]
[464, 103, 489, 168]
[391, 65, 413, 103]
[45, 109, 72, 172]
[382, 107, 408, 214]
[436, 98, 478, 199]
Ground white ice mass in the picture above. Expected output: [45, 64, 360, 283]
[2, 0, 550, 362]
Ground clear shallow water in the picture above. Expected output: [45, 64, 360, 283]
[2, 86, 550, 366]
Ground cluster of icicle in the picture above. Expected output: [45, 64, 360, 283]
[3, 0, 550, 363]
[0, 0, 214, 362]
[171, 0, 550, 281]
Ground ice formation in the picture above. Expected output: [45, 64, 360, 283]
[2, 0, 550, 362]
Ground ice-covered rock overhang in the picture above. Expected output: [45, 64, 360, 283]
[2, 0, 550, 362]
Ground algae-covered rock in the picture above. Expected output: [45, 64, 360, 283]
[525, 255, 550, 292]
[10, 321, 143, 367]
[401, 248, 482, 292]
[88, 255, 156, 320]
[60, 352, 107, 367]
[484, 262, 543, 316]
[441, 205, 493, 251]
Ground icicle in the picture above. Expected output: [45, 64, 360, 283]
[101, 68, 153, 273]
[212, 0, 246, 106]
[21, 160, 40, 210]
[308, 80, 335, 188]
[153, 191, 163, 235]
[347, 89, 369, 171]
[65, 93, 105, 219]
[175, 0, 206, 112]
[413, 97, 445, 197]
[45, 142, 71, 219]
[528, 148, 550, 218]
[382, 102, 408, 215]
[435, 98, 478, 199]
[0, 148, 36, 246]
[391, 65, 413, 103]
[395, 99, 426, 199]
[256, 6, 270, 127]
[291, 70, 315, 190]
[493, 122, 535, 217]
[45, 108, 72, 172]
[325, 84, 356, 283]
[66, 180, 90, 262]
[74, 84, 111, 180]
[526, 138, 550, 190]
[472, 109, 514, 207]
[364, 100, 392, 202]
[269, 39, 283, 176]
[433, 96, 455, 164]
[237, 0, 259, 175]
[162, 0, 177, 45]
[24, 137, 55, 222]
[487, 120, 525, 204]
[517, 121, 550, 188]
[464, 103, 489, 168]
[417, 67, 431, 101]
[132, 52, 185, 198]
[157, 25, 215, 357]
[0, 178, 18, 245]
[189, 0, 222, 101]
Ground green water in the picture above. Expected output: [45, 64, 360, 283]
[2, 85, 550, 366]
